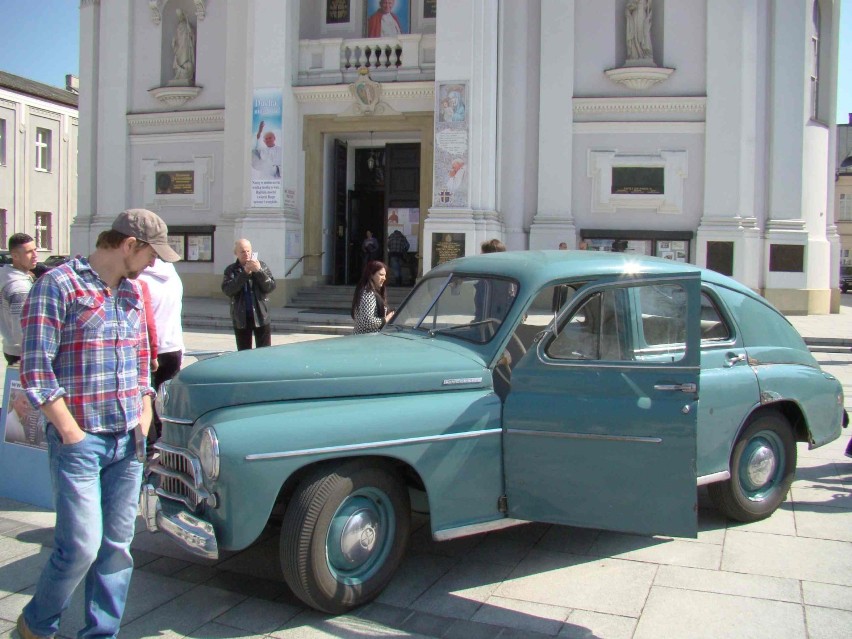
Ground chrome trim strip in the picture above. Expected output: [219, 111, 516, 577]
[245, 428, 503, 461]
[696, 470, 730, 486]
[434, 518, 529, 541]
[160, 415, 194, 425]
[442, 377, 484, 385]
[506, 428, 662, 444]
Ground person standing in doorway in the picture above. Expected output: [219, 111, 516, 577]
[16, 208, 180, 639]
[0, 233, 38, 366]
[386, 229, 410, 286]
[222, 238, 276, 350]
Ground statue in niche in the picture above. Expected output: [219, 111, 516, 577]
[625, 0, 653, 62]
[171, 8, 196, 84]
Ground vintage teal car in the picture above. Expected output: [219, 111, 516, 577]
[141, 251, 847, 614]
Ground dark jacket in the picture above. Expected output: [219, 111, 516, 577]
[221, 260, 276, 329]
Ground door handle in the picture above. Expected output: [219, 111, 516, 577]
[724, 353, 747, 368]
[654, 383, 697, 393]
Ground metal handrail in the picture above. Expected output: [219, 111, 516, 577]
[286, 252, 324, 277]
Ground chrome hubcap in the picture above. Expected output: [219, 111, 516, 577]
[339, 506, 380, 566]
[745, 444, 776, 488]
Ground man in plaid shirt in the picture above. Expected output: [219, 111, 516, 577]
[16, 209, 180, 639]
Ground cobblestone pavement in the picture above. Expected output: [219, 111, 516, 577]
[1, 301, 851, 639]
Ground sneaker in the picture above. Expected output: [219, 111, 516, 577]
[16, 615, 53, 639]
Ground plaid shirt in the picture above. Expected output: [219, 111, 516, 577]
[20, 258, 155, 434]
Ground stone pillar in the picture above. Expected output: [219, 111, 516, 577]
[220, 0, 299, 303]
[72, 0, 101, 254]
[424, 0, 501, 270]
[72, 0, 132, 251]
[529, 0, 576, 250]
[696, 0, 761, 289]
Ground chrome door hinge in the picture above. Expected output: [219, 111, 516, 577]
[498, 495, 508, 513]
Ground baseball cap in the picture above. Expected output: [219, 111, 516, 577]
[111, 209, 181, 262]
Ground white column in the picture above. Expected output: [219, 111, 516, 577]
[71, 0, 101, 254]
[424, 0, 502, 268]
[220, 0, 298, 297]
[529, 0, 575, 250]
[696, 0, 760, 288]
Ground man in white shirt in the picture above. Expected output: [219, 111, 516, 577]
[367, 0, 402, 37]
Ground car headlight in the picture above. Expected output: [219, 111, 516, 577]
[198, 427, 220, 481]
[155, 379, 170, 415]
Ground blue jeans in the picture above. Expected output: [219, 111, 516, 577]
[23, 426, 143, 639]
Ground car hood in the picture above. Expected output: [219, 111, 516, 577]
[162, 333, 491, 421]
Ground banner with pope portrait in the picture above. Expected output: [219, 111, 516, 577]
[250, 88, 283, 208]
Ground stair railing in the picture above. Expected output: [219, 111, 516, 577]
[286, 251, 325, 277]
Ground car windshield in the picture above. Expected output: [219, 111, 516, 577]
[389, 273, 519, 344]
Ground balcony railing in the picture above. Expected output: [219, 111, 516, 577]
[297, 33, 436, 85]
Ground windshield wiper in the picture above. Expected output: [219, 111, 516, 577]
[427, 318, 498, 337]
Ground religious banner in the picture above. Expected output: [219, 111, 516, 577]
[250, 88, 283, 208]
[387, 207, 419, 252]
[433, 82, 469, 208]
[0, 368, 53, 508]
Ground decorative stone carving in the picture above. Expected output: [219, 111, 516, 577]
[149, 0, 207, 25]
[348, 68, 381, 114]
[625, 0, 653, 63]
[148, 85, 202, 107]
[604, 0, 673, 90]
[170, 8, 196, 85]
[604, 66, 674, 90]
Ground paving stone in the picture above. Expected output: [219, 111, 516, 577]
[802, 581, 852, 612]
[0, 546, 47, 597]
[790, 484, 852, 510]
[399, 610, 455, 637]
[213, 596, 301, 634]
[136, 555, 194, 577]
[409, 559, 513, 620]
[559, 609, 637, 639]
[793, 503, 852, 542]
[118, 583, 247, 639]
[214, 536, 286, 582]
[357, 602, 414, 629]
[200, 569, 289, 601]
[725, 503, 797, 536]
[465, 533, 537, 568]
[274, 611, 430, 638]
[471, 594, 568, 636]
[496, 550, 656, 617]
[654, 565, 801, 603]
[804, 605, 852, 639]
[722, 530, 852, 586]
[632, 586, 806, 639]
[0, 537, 40, 565]
[0, 500, 55, 529]
[376, 551, 455, 608]
[587, 532, 722, 570]
[187, 620, 267, 639]
[443, 618, 507, 639]
[535, 526, 600, 555]
[0, 588, 32, 624]
[0, 519, 25, 536]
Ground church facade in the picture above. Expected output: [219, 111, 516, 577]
[76, 0, 842, 313]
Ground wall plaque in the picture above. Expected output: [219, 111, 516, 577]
[432, 232, 465, 266]
[326, 0, 350, 24]
[156, 170, 194, 194]
[611, 166, 664, 195]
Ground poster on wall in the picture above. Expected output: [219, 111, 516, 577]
[326, 0, 350, 24]
[433, 82, 469, 208]
[250, 88, 283, 208]
[365, 0, 410, 37]
[0, 368, 53, 509]
[387, 207, 419, 252]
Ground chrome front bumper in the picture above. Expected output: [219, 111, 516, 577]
[139, 483, 219, 560]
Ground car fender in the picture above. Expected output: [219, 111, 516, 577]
[191, 389, 505, 550]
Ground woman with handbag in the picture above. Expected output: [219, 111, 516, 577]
[351, 260, 394, 334]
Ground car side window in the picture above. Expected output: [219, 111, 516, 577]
[546, 289, 627, 361]
[699, 292, 731, 342]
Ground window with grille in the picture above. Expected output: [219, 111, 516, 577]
[840, 194, 852, 221]
[35, 211, 52, 250]
[35, 128, 51, 171]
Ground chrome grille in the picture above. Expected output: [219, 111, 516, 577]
[152, 443, 209, 511]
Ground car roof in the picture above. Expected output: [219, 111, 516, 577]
[430, 250, 760, 299]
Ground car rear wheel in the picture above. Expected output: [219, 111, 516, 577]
[708, 412, 796, 522]
[280, 460, 410, 614]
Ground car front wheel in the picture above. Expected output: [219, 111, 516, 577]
[280, 460, 410, 614]
[708, 412, 796, 522]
